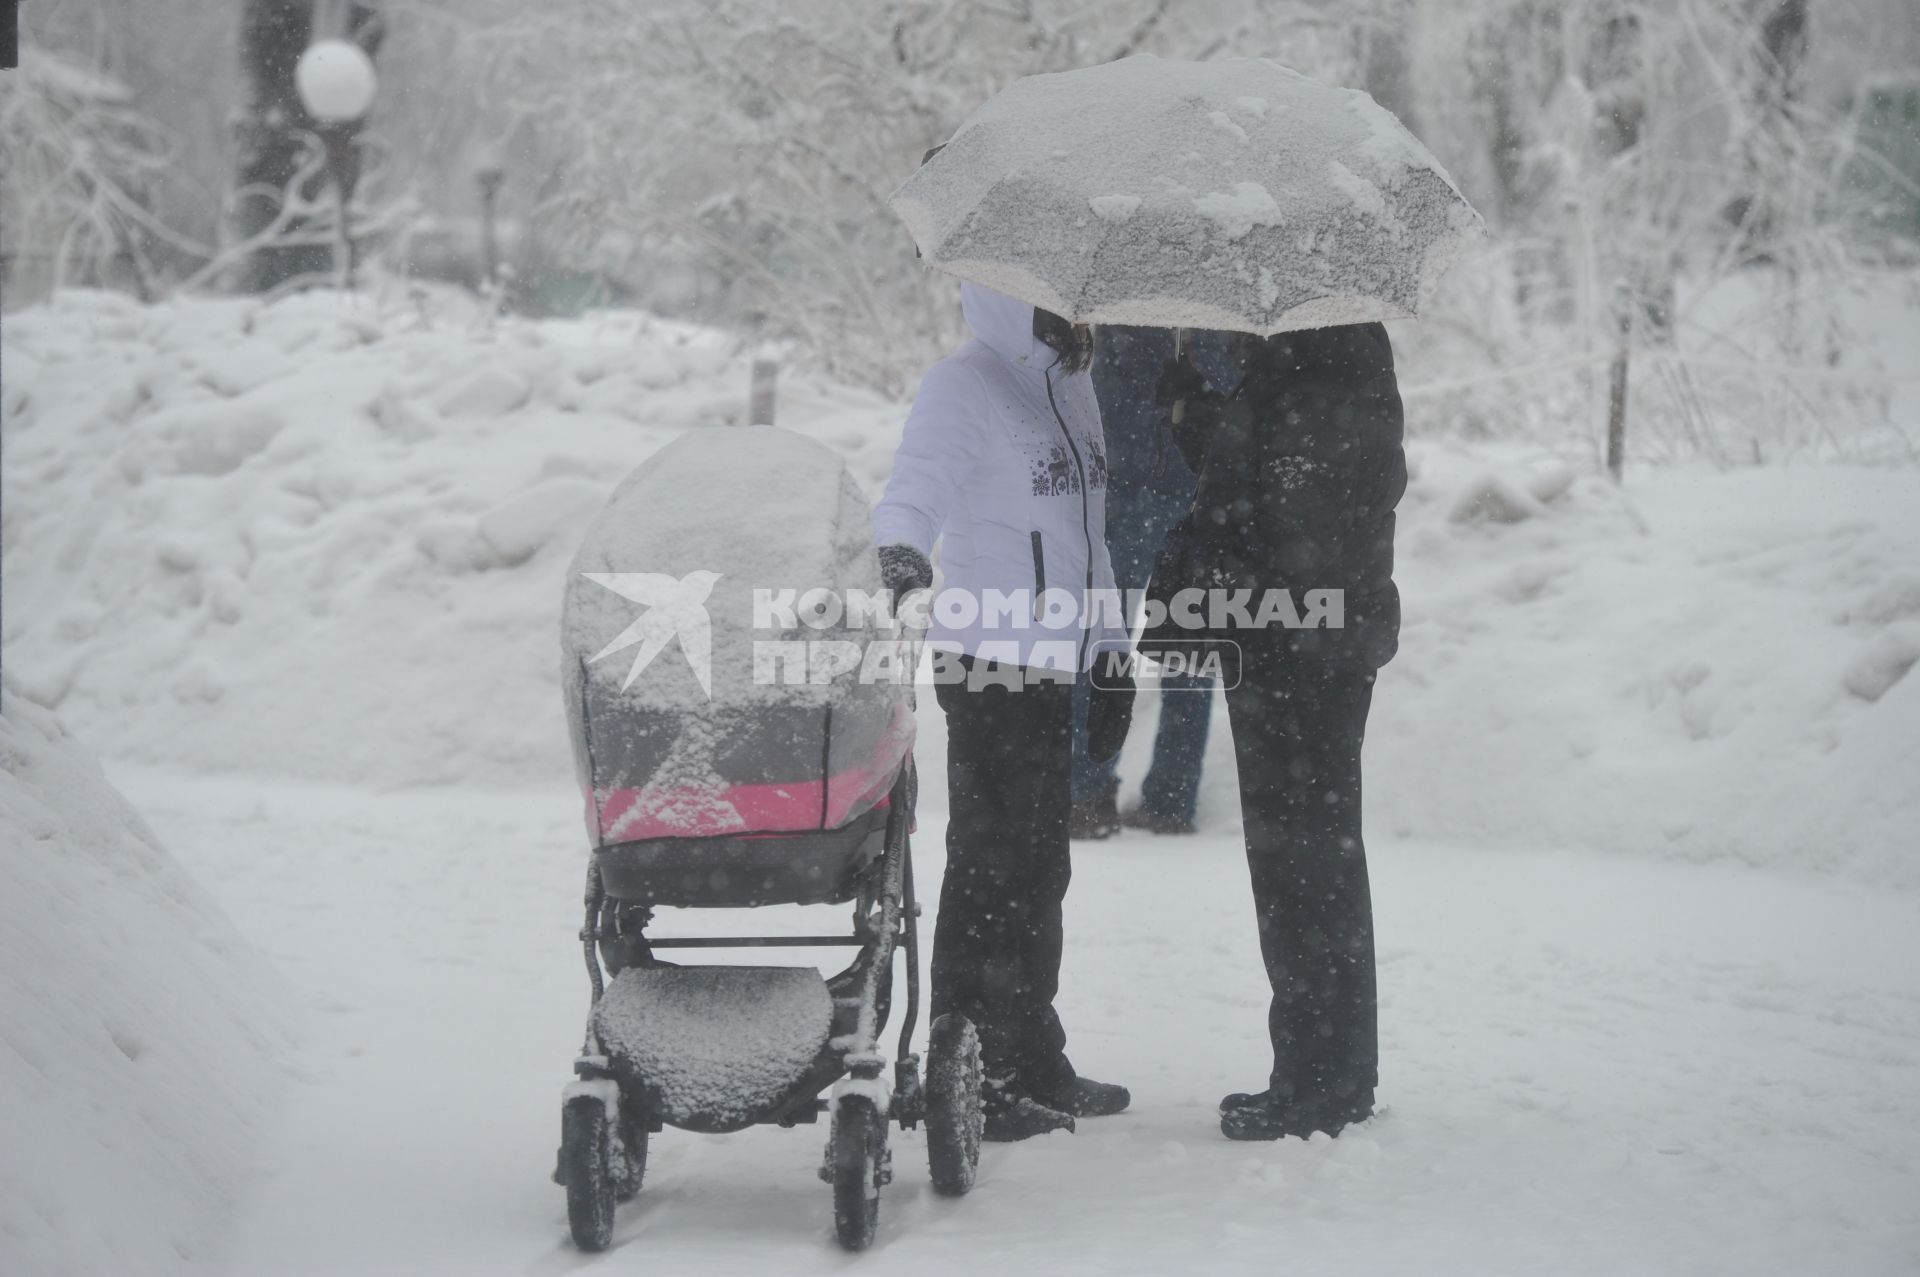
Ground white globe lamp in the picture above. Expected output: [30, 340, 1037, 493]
[295, 38, 378, 124]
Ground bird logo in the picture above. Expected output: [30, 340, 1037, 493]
[582, 570, 724, 698]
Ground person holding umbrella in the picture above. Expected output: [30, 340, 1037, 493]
[1153, 323, 1406, 1140]
[890, 54, 1480, 1143]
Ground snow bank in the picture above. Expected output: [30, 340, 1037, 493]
[4, 286, 1917, 884]
[0, 691, 287, 1276]
[1365, 447, 1920, 884]
[1, 287, 903, 789]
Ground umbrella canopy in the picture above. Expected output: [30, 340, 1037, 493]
[891, 56, 1484, 335]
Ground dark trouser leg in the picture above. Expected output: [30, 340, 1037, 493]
[1138, 669, 1213, 825]
[932, 661, 1074, 1087]
[1223, 657, 1378, 1112]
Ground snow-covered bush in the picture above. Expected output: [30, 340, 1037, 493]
[1400, 0, 1917, 463]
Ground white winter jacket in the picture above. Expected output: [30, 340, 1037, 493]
[874, 283, 1126, 672]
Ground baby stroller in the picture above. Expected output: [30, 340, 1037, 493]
[553, 426, 981, 1252]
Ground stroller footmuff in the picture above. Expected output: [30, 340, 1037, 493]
[553, 426, 981, 1252]
[593, 967, 834, 1131]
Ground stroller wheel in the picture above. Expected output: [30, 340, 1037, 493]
[924, 1014, 984, 1197]
[830, 1093, 886, 1251]
[560, 1091, 617, 1251]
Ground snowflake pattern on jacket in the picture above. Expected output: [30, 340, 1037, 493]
[1029, 436, 1108, 497]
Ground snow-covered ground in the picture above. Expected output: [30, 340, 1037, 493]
[104, 750, 1920, 1276]
[4, 285, 1920, 1273]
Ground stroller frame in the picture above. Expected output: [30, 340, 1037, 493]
[556, 759, 983, 1252]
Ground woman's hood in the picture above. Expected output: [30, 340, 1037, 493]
[961, 282, 1050, 370]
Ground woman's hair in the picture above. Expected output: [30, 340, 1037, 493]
[1033, 307, 1093, 374]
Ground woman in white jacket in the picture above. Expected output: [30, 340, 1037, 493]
[874, 282, 1134, 1141]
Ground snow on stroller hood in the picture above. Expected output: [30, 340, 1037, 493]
[562, 427, 913, 844]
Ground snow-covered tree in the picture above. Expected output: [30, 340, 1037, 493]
[461, 0, 1388, 392]
[1404, 0, 1912, 466]
[7, 0, 1912, 458]
[0, 47, 188, 304]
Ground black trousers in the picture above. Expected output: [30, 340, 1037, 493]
[931, 660, 1075, 1090]
[1223, 646, 1379, 1111]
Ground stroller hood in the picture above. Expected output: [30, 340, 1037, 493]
[562, 426, 913, 846]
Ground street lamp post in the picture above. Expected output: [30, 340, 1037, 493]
[294, 36, 378, 287]
[475, 152, 506, 296]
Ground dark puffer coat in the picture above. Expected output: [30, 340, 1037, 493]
[1157, 321, 1407, 669]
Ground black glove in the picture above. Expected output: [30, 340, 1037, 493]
[877, 543, 933, 598]
[1084, 671, 1136, 764]
[1154, 357, 1210, 408]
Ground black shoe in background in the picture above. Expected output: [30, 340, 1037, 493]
[1120, 804, 1198, 836]
[1069, 791, 1122, 840]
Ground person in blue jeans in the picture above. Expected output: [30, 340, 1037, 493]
[1070, 326, 1229, 839]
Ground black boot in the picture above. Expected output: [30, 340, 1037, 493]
[982, 1073, 1075, 1142]
[1030, 1073, 1131, 1118]
[1219, 1088, 1373, 1141]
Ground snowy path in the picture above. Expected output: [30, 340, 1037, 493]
[116, 712, 1920, 1277]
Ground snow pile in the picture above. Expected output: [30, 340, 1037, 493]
[1, 286, 904, 789]
[0, 691, 287, 1277]
[1357, 446, 1920, 884]
[591, 965, 832, 1131]
[5, 285, 1918, 883]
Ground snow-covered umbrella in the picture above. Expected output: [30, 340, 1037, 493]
[890, 56, 1484, 335]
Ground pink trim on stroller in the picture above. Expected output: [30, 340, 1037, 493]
[590, 703, 915, 845]
[593, 773, 893, 843]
